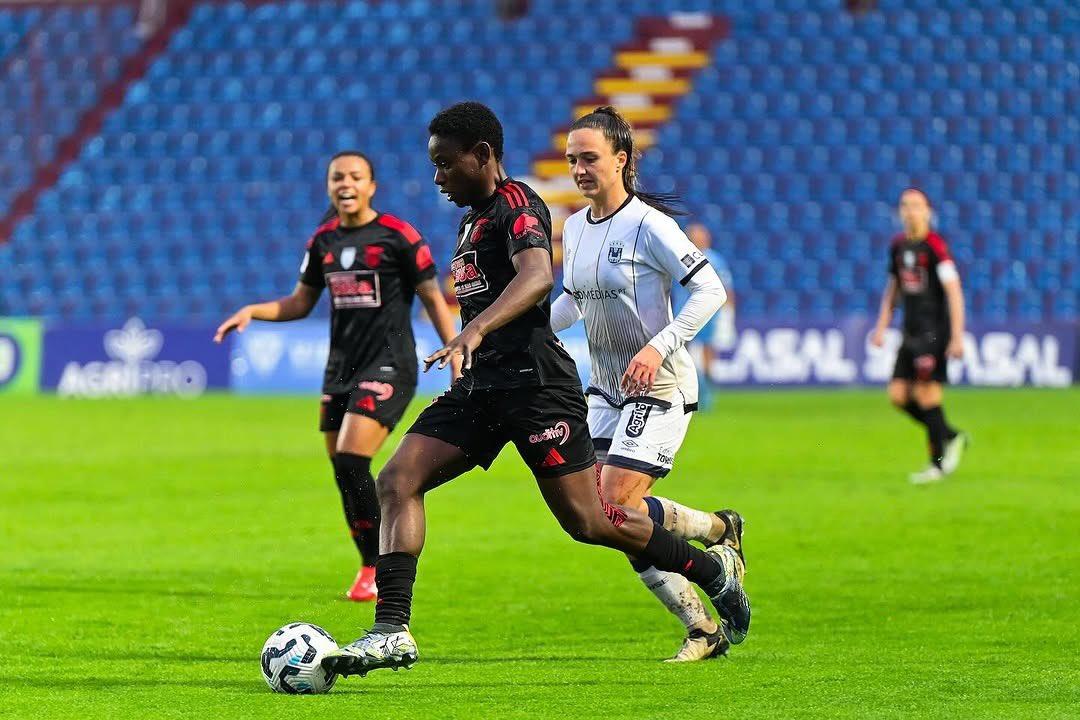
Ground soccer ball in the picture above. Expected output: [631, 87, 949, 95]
[260, 622, 338, 694]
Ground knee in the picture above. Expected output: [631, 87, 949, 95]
[887, 384, 908, 407]
[558, 512, 609, 546]
[375, 462, 413, 505]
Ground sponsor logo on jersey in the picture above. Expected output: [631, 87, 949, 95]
[512, 212, 545, 242]
[450, 250, 489, 297]
[470, 217, 491, 244]
[656, 451, 674, 466]
[364, 245, 384, 268]
[899, 267, 928, 293]
[620, 439, 639, 448]
[681, 251, 704, 268]
[357, 380, 395, 401]
[529, 420, 570, 445]
[625, 403, 652, 438]
[327, 270, 382, 308]
[571, 288, 623, 301]
[340, 246, 357, 270]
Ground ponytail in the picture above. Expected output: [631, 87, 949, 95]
[569, 105, 685, 216]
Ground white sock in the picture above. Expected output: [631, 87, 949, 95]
[652, 496, 716, 544]
[637, 566, 713, 631]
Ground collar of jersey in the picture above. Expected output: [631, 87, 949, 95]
[470, 178, 516, 213]
[337, 212, 382, 231]
[586, 193, 635, 225]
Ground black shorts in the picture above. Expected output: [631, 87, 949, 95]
[892, 334, 949, 384]
[407, 381, 596, 479]
[320, 379, 417, 432]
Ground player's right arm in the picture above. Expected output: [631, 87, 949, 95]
[870, 275, 898, 347]
[213, 282, 321, 343]
[426, 247, 553, 370]
[214, 229, 327, 343]
[549, 289, 583, 333]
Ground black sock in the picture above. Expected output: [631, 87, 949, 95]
[922, 406, 948, 467]
[901, 400, 926, 426]
[628, 555, 652, 573]
[332, 453, 380, 565]
[374, 552, 418, 627]
[641, 523, 724, 591]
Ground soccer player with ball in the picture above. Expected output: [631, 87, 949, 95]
[320, 102, 751, 680]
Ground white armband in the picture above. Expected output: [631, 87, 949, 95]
[936, 260, 959, 284]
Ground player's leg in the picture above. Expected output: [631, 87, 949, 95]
[323, 433, 475, 677]
[535, 466, 750, 645]
[334, 412, 390, 601]
[888, 378, 925, 426]
[604, 401, 738, 554]
[323, 385, 501, 678]
[911, 379, 966, 480]
[320, 393, 380, 597]
[602, 465, 726, 661]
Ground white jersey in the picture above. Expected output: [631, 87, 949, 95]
[560, 196, 726, 409]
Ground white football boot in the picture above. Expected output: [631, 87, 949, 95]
[320, 625, 418, 677]
[909, 465, 946, 484]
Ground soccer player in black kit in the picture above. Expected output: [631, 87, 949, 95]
[215, 151, 460, 600]
[321, 102, 750, 678]
[871, 188, 969, 484]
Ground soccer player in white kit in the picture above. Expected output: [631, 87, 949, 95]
[550, 107, 747, 661]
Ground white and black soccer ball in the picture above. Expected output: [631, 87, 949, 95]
[260, 622, 338, 694]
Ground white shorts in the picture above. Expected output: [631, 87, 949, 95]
[588, 395, 693, 478]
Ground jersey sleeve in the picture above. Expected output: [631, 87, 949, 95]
[927, 233, 959, 283]
[641, 213, 711, 286]
[378, 215, 437, 288]
[501, 193, 553, 259]
[299, 232, 325, 289]
[398, 233, 438, 288]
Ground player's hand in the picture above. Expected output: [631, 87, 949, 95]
[946, 335, 964, 359]
[870, 327, 886, 347]
[426, 323, 484, 371]
[214, 307, 253, 343]
[622, 345, 663, 396]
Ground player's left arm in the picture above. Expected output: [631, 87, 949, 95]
[941, 271, 965, 358]
[426, 248, 553, 371]
[930, 235, 965, 358]
[623, 219, 727, 395]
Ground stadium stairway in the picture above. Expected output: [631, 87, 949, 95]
[526, 13, 729, 234]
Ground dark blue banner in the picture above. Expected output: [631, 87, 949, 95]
[41, 317, 231, 396]
[706, 318, 1077, 387]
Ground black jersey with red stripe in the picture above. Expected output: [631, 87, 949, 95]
[300, 213, 437, 393]
[450, 178, 580, 390]
[888, 231, 953, 338]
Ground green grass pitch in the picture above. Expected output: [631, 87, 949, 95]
[2, 389, 1077, 719]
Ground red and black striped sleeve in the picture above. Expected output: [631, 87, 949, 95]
[496, 180, 552, 259]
